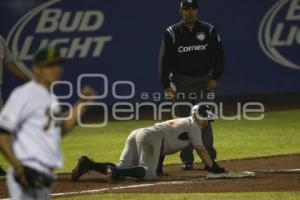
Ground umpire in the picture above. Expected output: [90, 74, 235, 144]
[159, 0, 225, 170]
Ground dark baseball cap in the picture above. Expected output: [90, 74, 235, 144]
[180, 0, 198, 9]
[33, 47, 65, 66]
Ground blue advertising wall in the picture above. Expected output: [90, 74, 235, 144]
[0, 0, 300, 104]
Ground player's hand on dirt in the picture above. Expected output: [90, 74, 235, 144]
[164, 87, 176, 99]
[207, 80, 218, 92]
[207, 162, 226, 174]
[79, 86, 97, 102]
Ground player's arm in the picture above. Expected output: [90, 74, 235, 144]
[0, 131, 22, 169]
[7, 61, 34, 81]
[61, 87, 96, 136]
[194, 145, 213, 167]
[0, 36, 33, 81]
[0, 88, 23, 169]
[0, 88, 29, 185]
[189, 123, 214, 167]
[0, 132, 28, 185]
[194, 145, 225, 173]
[189, 122, 225, 173]
[61, 101, 85, 136]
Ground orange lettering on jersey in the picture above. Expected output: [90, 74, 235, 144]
[167, 119, 178, 126]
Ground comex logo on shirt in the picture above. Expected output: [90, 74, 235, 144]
[6, 0, 112, 67]
[178, 44, 208, 53]
[259, 0, 300, 70]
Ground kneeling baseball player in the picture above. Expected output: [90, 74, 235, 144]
[72, 104, 227, 182]
[0, 47, 96, 200]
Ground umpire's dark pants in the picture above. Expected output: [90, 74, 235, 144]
[171, 74, 217, 164]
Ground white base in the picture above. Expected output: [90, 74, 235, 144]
[206, 171, 256, 179]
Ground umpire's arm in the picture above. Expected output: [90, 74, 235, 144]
[207, 28, 225, 91]
[159, 31, 175, 97]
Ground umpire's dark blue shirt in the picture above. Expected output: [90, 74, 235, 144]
[159, 20, 225, 89]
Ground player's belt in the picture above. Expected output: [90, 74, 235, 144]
[22, 158, 55, 172]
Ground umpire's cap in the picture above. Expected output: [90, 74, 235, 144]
[181, 0, 198, 9]
[33, 47, 65, 66]
[191, 104, 214, 121]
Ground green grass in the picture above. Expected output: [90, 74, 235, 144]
[59, 192, 300, 200]
[1, 110, 300, 199]
[0, 110, 300, 173]
[62, 109, 300, 172]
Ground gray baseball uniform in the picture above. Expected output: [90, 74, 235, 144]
[117, 117, 203, 180]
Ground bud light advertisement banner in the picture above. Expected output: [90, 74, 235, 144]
[0, 0, 300, 104]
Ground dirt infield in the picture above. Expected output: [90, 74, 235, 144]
[0, 154, 300, 199]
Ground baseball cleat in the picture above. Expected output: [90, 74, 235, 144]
[181, 164, 193, 171]
[0, 166, 6, 176]
[206, 171, 256, 179]
[71, 156, 92, 182]
[106, 165, 118, 183]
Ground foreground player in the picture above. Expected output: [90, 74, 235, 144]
[0, 35, 34, 176]
[72, 105, 226, 182]
[0, 47, 96, 200]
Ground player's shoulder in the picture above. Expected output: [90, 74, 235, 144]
[164, 22, 181, 43]
[186, 117, 202, 137]
[198, 20, 215, 32]
[166, 22, 182, 32]
[186, 116, 197, 126]
[163, 117, 189, 127]
[199, 20, 214, 28]
[199, 20, 213, 27]
[10, 81, 39, 98]
[176, 117, 193, 126]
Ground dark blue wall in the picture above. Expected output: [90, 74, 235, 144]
[1, 0, 299, 104]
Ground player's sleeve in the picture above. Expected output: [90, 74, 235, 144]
[188, 120, 203, 148]
[0, 89, 27, 134]
[0, 36, 15, 65]
[209, 27, 225, 81]
[158, 28, 175, 89]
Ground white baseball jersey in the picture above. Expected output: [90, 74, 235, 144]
[0, 80, 63, 174]
[154, 117, 203, 155]
[0, 36, 14, 85]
